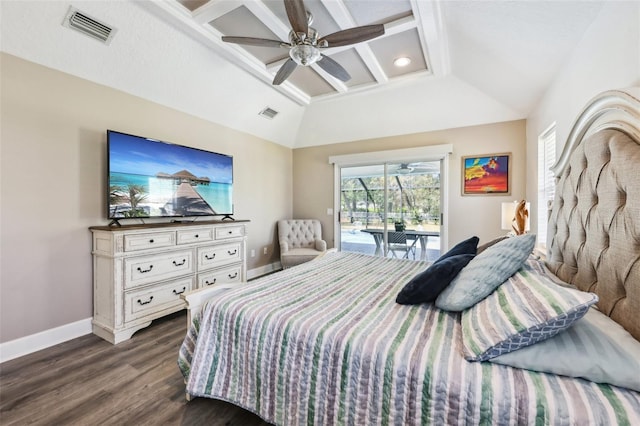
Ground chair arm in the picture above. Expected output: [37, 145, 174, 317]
[315, 239, 327, 251]
[280, 241, 289, 253]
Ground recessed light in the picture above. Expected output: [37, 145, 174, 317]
[393, 57, 411, 67]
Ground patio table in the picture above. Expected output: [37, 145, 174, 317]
[361, 228, 439, 261]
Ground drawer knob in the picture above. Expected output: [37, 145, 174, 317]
[173, 286, 186, 295]
[227, 249, 237, 256]
[206, 278, 217, 286]
[228, 272, 238, 279]
[205, 253, 216, 260]
[149, 239, 154, 243]
[195, 234, 199, 238]
[137, 296, 154, 305]
[228, 230, 233, 234]
[137, 265, 153, 273]
[173, 259, 186, 266]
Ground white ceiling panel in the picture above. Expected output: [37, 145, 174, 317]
[344, 0, 413, 26]
[368, 28, 427, 78]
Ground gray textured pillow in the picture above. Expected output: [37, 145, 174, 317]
[476, 235, 508, 254]
[490, 307, 640, 391]
[435, 233, 536, 311]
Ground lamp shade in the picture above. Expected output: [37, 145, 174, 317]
[501, 200, 530, 233]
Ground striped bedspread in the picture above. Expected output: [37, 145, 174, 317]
[179, 252, 640, 425]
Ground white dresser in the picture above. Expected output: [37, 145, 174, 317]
[90, 220, 248, 344]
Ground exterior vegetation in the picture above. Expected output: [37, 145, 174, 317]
[340, 173, 440, 232]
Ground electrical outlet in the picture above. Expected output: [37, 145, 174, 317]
[263, 247, 268, 255]
[250, 249, 255, 257]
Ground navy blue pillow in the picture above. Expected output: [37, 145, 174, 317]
[396, 254, 475, 305]
[435, 236, 479, 263]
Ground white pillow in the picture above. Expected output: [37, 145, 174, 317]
[490, 307, 640, 392]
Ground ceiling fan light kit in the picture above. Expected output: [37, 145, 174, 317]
[289, 44, 321, 66]
[221, 0, 385, 85]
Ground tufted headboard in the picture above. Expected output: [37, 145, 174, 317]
[546, 88, 640, 341]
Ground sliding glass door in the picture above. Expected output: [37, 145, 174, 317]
[339, 161, 443, 261]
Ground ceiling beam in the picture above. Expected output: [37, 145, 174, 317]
[148, 0, 438, 105]
[410, 0, 450, 76]
[143, 0, 311, 105]
[192, 0, 243, 25]
[321, 0, 387, 85]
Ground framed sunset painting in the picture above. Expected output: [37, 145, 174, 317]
[462, 153, 511, 195]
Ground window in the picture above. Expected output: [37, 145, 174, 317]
[537, 124, 556, 250]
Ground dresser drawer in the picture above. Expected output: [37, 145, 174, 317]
[176, 228, 214, 245]
[124, 231, 175, 252]
[124, 250, 194, 289]
[198, 265, 242, 288]
[198, 242, 242, 270]
[124, 277, 192, 322]
[215, 226, 244, 240]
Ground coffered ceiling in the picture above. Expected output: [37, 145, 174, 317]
[0, 1, 612, 148]
[153, 0, 446, 105]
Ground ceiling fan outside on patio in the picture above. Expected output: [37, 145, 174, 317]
[221, 0, 385, 85]
[388, 162, 439, 175]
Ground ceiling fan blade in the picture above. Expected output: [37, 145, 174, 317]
[284, 0, 309, 36]
[273, 58, 297, 85]
[319, 24, 385, 47]
[317, 55, 351, 82]
[221, 36, 289, 48]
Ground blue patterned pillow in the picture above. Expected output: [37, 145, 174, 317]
[460, 259, 598, 361]
[435, 233, 536, 311]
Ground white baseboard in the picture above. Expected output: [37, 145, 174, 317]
[247, 261, 282, 280]
[0, 317, 92, 364]
[0, 263, 282, 364]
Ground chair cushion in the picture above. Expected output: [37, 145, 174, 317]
[281, 248, 324, 268]
[396, 254, 475, 305]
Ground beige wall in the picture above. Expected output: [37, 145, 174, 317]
[0, 53, 292, 343]
[293, 120, 527, 249]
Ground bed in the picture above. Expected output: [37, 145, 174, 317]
[178, 88, 640, 425]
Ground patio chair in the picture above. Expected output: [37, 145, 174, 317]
[387, 231, 413, 259]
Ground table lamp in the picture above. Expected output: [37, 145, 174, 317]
[501, 200, 530, 235]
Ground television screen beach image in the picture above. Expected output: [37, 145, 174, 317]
[108, 131, 233, 219]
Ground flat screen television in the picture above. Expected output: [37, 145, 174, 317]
[107, 130, 233, 221]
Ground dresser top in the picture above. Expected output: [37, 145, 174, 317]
[90, 219, 249, 232]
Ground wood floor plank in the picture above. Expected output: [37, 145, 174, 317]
[0, 311, 271, 425]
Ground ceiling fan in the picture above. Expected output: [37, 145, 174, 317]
[392, 163, 434, 175]
[221, 0, 385, 85]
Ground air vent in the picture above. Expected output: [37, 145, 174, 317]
[62, 7, 117, 45]
[259, 107, 279, 120]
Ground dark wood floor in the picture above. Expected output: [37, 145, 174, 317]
[0, 311, 272, 425]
